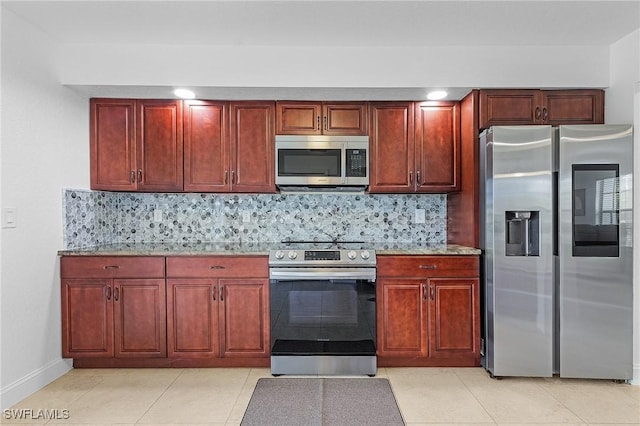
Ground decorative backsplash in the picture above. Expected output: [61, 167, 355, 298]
[62, 189, 447, 249]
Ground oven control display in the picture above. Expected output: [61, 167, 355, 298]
[304, 250, 340, 261]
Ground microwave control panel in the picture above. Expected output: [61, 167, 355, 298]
[346, 149, 367, 177]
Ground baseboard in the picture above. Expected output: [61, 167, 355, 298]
[1, 358, 72, 410]
[632, 363, 640, 385]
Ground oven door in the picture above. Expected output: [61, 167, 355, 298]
[269, 275, 376, 358]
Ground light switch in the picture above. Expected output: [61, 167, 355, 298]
[414, 208, 426, 224]
[2, 208, 17, 228]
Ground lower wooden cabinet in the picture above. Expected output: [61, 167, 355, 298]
[376, 255, 480, 366]
[165, 256, 270, 359]
[60, 256, 166, 358]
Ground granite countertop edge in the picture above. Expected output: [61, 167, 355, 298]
[58, 242, 481, 256]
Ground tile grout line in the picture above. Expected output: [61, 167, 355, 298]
[224, 368, 256, 425]
[133, 369, 186, 425]
[453, 369, 499, 425]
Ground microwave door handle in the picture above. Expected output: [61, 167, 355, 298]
[341, 147, 347, 184]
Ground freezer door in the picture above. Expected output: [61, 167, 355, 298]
[558, 124, 633, 380]
[483, 126, 554, 377]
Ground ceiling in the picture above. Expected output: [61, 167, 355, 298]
[3, 0, 640, 100]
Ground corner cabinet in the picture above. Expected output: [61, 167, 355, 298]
[165, 256, 270, 359]
[369, 101, 460, 193]
[91, 99, 183, 192]
[60, 256, 167, 358]
[478, 89, 604, 129]
[276, 101, 368, 135]
[376, 255, 480, 367]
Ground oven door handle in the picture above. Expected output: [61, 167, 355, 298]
[269, 267, 376, 281]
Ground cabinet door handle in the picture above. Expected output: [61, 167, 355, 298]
[130, 170, 135, 184]
[422, 283, 428, 301]
[137, 169, 143, 183]
[114, 286, 120, 302]
[317, 116, 321, 131]
[419, 264, 437, 270]
[542, 107, 548, 122]
[220, 286, 224, 302]
[430, 285, 435, 300]
[409, 171, 413, 184]
[224, 171, 228, 184]
[535, 106, 542, 120]
[212, 285, 217, 301]
[105, 285, 112, 301]
[416, 170, 421, 186]
[323, 116, 328, 131]
[103, 265, 120, 270]
[231, 170, 236, 184]
[209, 265, 226, 270]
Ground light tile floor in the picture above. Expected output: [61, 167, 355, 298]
[4, 367, 640, 425]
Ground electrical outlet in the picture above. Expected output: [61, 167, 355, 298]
[242, 211, 251, 223]
[153, 209, 163, 222]
[414, 208, 426, 224]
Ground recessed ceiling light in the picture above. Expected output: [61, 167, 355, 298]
[174, 88, 196, 99]
[426, 90, 448, 100]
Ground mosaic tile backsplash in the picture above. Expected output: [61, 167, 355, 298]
[62, 189, 446, 249]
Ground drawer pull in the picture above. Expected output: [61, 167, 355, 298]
[209, 266, 226, 270]
[419, 265, 437, 270]
[104, 265, 120, 270]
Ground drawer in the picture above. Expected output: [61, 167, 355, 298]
[166, 256, 268, 278]
[60, 256, 165, 278]
[377, 255, 479, 278]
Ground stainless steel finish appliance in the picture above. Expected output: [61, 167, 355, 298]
[481, 125, 633, 380]
[275, 135, 369, 190]
[269, 241, 377, 376]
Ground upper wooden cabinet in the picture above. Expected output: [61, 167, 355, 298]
[369, 101, 460, 193]
[478, 89, 604, 129]
[90, 99, 183, 192]
[276, 101, 368, 135]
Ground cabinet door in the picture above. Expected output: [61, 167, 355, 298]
[369, 102, 415, 193]
[323, 103, 368, 135]
[167, 279, 219, 358]
[478, 90, 541, 129]
[136, 100, 183, 191]
[542, 90, 604, 125]
[62, 279, 114, 358]
[376, 279, 427, 357]
[219, 279, 270, 357]
[276, 102, 322, 135]
[90, 99, 137, 191]
[230, 102, 276, 193]
[428, 278, 480, 360]
[183, 100, 229, 192]
[113, 279, 166, 358]
[415, 102, 460, 192]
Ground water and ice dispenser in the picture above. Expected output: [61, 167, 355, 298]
[505, 211, 540, 256]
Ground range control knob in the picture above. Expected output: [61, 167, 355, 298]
[274, 250, 285, 259]
[288, 251, 298, 260]
[361, 250, 371, 260]
[347, 250, 357, 260]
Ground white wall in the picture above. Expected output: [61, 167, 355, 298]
[0, 8, 89, 409]
[607, 29, 640, 385]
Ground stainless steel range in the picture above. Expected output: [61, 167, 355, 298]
[268, 242, 377, 376]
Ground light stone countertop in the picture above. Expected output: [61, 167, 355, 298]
[57, 242, 481, 256]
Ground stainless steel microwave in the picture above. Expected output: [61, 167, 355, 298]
[275, 135, 369, 189]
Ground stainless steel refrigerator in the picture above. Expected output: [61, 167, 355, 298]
[480, 124, 633, 380]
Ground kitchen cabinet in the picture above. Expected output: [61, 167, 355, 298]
[369, 101, 460, 193]
[90, 99, 183, 192]
[276, 101, 368, 135]
[166, 256, 270, 358]
[376, 255, 480, 366]
[60, 256, 166, 358]
[478, 89, 604, 129]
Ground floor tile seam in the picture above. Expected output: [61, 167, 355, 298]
[535, 377, 592, 424]
[132, 368, 186, 424]
[453, 369, 500, 425]
[222, 368, 255, 425]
